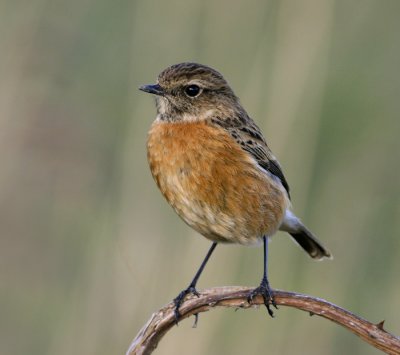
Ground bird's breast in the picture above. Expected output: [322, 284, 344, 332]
[147, 120, 288, 245]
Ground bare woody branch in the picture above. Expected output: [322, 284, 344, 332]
[127, 286, 400, 355]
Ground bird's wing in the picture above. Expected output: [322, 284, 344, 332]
[210, 117, 290, 198]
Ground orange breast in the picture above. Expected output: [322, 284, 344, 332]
[147, 120, 288, 245]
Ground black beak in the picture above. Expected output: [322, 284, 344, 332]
[139, 83, 164, 96]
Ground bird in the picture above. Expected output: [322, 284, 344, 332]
[140, 62, 331, 321]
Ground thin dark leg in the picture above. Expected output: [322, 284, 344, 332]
[262, 235, 269, 281]
[173, 242, 217, 322]
[248, 236, 277, 317]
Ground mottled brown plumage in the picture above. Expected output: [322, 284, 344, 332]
[140, 62, 331, 320]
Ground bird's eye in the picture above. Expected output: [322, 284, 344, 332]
[184, 85, 201, 97]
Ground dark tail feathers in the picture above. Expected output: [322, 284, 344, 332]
[290, 226, 332, 260]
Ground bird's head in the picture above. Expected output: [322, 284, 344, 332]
[139, 62, 240, 122]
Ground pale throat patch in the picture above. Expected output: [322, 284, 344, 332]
[156, 96, 216, 122]
[155, 97, 168, 115]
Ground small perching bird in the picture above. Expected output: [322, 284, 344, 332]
[140, 62, 331, 320]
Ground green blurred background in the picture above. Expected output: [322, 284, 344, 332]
[1, 0, 400, 354]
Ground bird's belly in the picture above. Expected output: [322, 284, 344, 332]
[147, 121, 288, 245]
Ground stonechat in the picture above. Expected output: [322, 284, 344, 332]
[140, 62, 331, 320]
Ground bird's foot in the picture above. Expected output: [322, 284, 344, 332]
[248, 277, 278, 317]
[173, 285, 200, 324]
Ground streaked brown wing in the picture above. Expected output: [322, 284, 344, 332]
[210, 117, 291, 198]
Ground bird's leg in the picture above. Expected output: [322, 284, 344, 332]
[173, 242, 217, 323]
[248, 236, 277, 317]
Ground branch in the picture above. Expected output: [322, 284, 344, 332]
[127, 286, 400, 355]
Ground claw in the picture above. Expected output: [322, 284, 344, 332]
[173, 286, 200, 324]
[247, 278, 277, 317]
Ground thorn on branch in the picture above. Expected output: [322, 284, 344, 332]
[376, 320, 385, 331]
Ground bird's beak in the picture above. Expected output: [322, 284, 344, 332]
[139, 83, 165, 96]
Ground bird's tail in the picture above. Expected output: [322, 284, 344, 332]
[280, 211, 332, 260]
[289, 226, 331, 260]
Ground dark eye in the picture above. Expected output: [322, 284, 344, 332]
[184, 85, 201, 97]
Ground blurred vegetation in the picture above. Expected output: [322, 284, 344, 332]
[1, 0, 399, 354]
